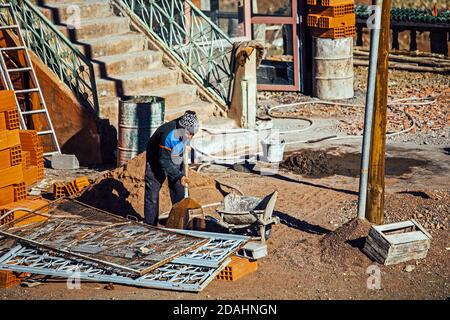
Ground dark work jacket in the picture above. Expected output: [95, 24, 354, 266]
[146, 117, 186, 182]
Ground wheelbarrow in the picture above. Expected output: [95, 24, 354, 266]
[214, 191, 279, 243]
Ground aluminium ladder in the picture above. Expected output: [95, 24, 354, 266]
[0, 3, 60, 156]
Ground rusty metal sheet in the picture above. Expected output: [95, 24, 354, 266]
[0, 199, 208, 275]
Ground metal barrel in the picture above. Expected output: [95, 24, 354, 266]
[117, 96, 165, 167]
[312, 37, 354, 100]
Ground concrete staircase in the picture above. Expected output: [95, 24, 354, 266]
[37, 0, 221, 128]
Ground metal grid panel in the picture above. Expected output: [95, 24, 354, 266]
[0, 244, 228, 292]
[0, 199, 209, 275]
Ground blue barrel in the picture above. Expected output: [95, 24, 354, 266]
[117, 96, 165, 166]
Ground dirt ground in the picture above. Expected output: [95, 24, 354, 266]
[1, 66, 449, 300]
[1, 141, 448, 300]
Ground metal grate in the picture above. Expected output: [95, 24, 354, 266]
[0, 199, 209, 275]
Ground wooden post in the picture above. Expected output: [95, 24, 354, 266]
[365, 0, 391, 224]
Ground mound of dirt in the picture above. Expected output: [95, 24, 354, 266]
[282, 149, 335, 177]
[78, 152, 224, 219]
[320, 218, 373, 267]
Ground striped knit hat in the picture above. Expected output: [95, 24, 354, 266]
[178, 111, 200, 135]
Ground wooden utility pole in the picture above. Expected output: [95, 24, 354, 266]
[366, 0, 391, 224]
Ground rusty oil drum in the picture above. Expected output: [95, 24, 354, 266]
[117, 96, 165, 166]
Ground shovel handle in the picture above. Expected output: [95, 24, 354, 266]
[184, 149, 189, 198]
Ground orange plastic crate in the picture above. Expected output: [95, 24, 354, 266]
[310, 2, 355, 17]
[217, 256, 258, 282]
[318, 14, 355, 28]
[0, 164, 24, 189]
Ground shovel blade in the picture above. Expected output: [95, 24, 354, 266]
[165, 197, 202, 229]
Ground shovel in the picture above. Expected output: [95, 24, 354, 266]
[165, 149, 202, 229]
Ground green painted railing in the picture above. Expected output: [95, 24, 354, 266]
[1, 0, 99, 114]
[116, 0, 235, 105]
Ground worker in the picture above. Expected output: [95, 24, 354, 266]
[144, 111, 200, 226]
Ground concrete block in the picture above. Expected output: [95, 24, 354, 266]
[50, 154, 80, 170]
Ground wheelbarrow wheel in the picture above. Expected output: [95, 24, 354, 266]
[257, 224, 273, 239]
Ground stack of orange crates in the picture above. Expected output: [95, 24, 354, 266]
[0, 90, 48, 229]
[307, 0, 356, 39]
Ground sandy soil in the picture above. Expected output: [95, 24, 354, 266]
[1, 142, 448, 300]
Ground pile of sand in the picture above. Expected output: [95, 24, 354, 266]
[320, 218, 373, 267]
[78, 152, 223, 219]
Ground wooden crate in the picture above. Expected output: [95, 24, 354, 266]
[217, 256, 258, 282]
[363, 220, 432, 265]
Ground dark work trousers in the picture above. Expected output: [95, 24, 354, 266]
[144, 161, 185, 226]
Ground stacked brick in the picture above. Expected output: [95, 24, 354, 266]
[0, 90, 48, 228]
[307, 0, 356, 39]
[217, 256, 258, 282]
[53, 176, 90, 199]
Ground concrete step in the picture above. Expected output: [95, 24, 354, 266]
[144, 84, 198, 108]
[75, 33, 148, 59]
[98, 84, 198, 118]
[165, 101, 216, 122]
[39, 1, 112, 22]
[58, 16, 130, 40]
[93, 50, 163, 77]
[97, 98, 214, 131]
[96, 69, 180, 98]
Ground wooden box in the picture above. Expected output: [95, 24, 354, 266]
[363, 220, 432, 265]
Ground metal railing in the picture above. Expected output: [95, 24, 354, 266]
[1, 0, 99, 114]
[117, 0, 235, 105]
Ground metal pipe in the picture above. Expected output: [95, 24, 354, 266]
[357, 0, 382, 219]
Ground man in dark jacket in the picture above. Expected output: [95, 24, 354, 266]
[144, 111, 200, 226]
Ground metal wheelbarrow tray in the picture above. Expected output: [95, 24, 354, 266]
[215, 191, 279, 243]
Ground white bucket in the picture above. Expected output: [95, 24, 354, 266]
[262, 140, 286, 163]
